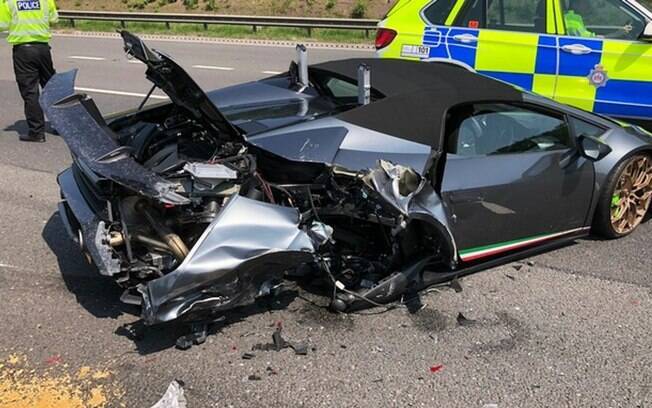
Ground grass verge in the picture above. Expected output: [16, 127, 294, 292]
[53, 20, 374, 44]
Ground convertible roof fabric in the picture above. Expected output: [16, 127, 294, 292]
[310, 58, 524, 149]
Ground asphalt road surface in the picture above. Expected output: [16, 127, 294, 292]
[0, 34, 650, 408]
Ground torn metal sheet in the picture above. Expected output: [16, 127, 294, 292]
[141, 195, 315, 324]
[366, 160, 426, 216]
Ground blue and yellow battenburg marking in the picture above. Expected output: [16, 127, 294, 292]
[413, 26, 652, 120]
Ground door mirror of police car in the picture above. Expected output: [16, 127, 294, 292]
[578, 135, 612, 161]
[641, 22, 652, 41]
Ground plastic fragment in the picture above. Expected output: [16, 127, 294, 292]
[430, 364, 444, 373]
[504, 273, 516, 281]
[45, 355, 63, 366]
[450, 278, 463, 293]
[150, 380, 187, 408]
[252, 327, 309, 356]
[291, 343, 308, 355]
[242, 353, 256, 360]
[457, 313, 476, 327]
[272, 327, 287, 351]
[175, 336, 193, 350]
[175, 323, 208, 350]
[266, 366, 278, 376]
[248, 374, 262, 381]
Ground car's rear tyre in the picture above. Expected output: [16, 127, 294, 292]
[593, 153, 652, 238]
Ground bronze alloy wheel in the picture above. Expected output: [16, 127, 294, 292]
[610, 155, 652, 234]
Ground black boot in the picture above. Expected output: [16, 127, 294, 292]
[19, 133, 46, 143]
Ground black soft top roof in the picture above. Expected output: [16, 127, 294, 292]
[310, 58, 524, 149]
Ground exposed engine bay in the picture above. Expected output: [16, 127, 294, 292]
[107, 106, 447, 323]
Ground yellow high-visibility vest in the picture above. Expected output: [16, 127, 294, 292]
[0, 0, 59, 45]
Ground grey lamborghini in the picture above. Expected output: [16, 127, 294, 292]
[44, 32, 652, 326]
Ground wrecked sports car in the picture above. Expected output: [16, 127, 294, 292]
[44, 32, 652, 325]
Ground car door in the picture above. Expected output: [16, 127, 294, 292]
[554, 0, 652, 120]
[420, 0, 559, 99]
[440, 102, 595, 262]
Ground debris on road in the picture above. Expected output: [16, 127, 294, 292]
[45, 354, 63, 366]
[252, 327, 309, 356]
[241, 352, 256, 360]
[512, 263, 524, 271]
[175, 323, 209, 350]
[450, 278, 463, 293]
[150, 380, 187, 408]
[504, 273, 516, 281]
[429, 364, 444, 373]
[248, 374, 262, 381]
[456, 313, 476, 327]
[266, 366, 278, 376]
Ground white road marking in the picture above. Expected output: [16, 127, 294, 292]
[68, 55, 106, 61]
[262, 70, 282, 75]
[128, 60, 144, 64]
[0, 263, 19, 269]
[192, 65, 234, 71]
[75, 87, 168, 100]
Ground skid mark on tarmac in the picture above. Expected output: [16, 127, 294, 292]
[0, 353, 124, 408]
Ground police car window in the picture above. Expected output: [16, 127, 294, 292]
[446, 103, 572, 156]
[560, 0, 646, 40]
[487, 0, 547, 33]
[454, 0, 547, 33]
[423, 0, 458, 25]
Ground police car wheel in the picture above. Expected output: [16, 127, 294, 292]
[593, 153, 652, 239]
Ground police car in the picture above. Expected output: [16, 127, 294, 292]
[376, 0, 652, 128]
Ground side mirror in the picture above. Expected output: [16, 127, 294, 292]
[578, 135, 612, 161]
[640, 21, 652, 41]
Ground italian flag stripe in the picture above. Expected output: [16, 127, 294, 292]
[459, 227, 590, 262]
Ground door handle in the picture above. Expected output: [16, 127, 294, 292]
[452, 33, 478, 44]
[561, 44, 593, 55]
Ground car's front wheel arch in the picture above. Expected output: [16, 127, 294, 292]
[592, 150, 652, 239]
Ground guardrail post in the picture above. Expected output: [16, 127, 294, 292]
[365, 29, 369, 38]
[165, 21, 171, 29]
[203, 23, 208, 30]
[307, 27, 312, 37]
[253, 25, 257, 33]
[70, 18, 75, 28]
[120, 20, 126, 28]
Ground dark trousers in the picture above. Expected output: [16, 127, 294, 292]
[12, 43, 56, 137]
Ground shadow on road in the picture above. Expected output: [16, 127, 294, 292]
[42, 212, 138, 320]
[4, 120, 60, 137]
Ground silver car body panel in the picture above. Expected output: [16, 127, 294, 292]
[248, 117, 433, 174]
[141, 195, 316, 324]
